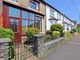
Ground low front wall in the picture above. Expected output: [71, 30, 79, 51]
[43, 38, 65, 53]
[38, 37, 66, 58]
[0, 38, 10, 60]
[32, 34, 65, 58]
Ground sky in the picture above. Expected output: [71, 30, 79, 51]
[44, 0, 80, 23]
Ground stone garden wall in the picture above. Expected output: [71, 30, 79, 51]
[33, 33, 65, 59]
[0, 38, 10, 60]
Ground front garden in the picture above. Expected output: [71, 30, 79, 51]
[44, 24, 64, 42]
[0, 23, 78, 60]
[0, 28, 14, 60]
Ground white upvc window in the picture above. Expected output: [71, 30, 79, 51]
[50, 8, 55, 17]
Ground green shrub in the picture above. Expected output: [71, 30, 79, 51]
[0, 28, 14, 59]
[5, 29, 14, 40]
[65, 32, 71, 41]
[70, 28, 77, 33]
[50, 24, 64, 33]
[0, 28, 14, 40]
[26, 28, 35, 39]
[5, 29, 14, 59]
[46, 30, 52, 35]
[77, 28, 80, 33]
[35, 28, 40, 34]
[52, 31, 60, 39]
[0, 28, 7, 38]
[44, 34, 52, 42]
[26, 28, 40, 39]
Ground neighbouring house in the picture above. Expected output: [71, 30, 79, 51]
[0, 0, 46, 44]
[42, 1, 76, 32]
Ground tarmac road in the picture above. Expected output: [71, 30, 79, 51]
[44, 34, 80, 60]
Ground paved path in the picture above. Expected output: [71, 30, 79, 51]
[44, 34, 80, 60]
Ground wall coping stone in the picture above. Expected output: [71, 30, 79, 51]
[44, 37, 65, 46]
[0, 38, 11, 43]
[34, 33, 44, 38]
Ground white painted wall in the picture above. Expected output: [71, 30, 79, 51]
[46, 5, 75, 32]
[46, 5, 57, 30]
[46, 5, 51, 30]
[57, 13, 63, 26]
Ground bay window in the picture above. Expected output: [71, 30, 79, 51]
[9, 7, 20, 32]
[30, 20, 34, 28]
[10, 18, 19, 32]
[22, 11, 28, 19]
[15, 20, 19, 32]
[29, 13, 35, 28]
[9, 7, 20, 18]
[9, 6, 42, 32]
[22, 20, 28, 32]
[29, 13, 35, 20]
[22, 10, 28, 32]
[10, 19, 14, 32]
[36, 16, 41, 30]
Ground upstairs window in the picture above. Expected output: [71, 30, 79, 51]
[30, 0, 39, 10]
[62, 16, 64, 22]
[57, 13, 61, 20]
[12, 0, 17, 2]
[50, 8, 54, 17]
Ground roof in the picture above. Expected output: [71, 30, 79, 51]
[41, 0, 76, 23]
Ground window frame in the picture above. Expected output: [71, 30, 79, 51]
[29, 0, 40, 11]
[28, 12, 35, 28]
[30, 1, 36, 10]
[50, 8, 55, 17]
[8, 6, 42, 32]
[9, 6, 20, 18]
[35, 15, 42, 31]
[29, 20, 34, 28]
[10, 17, 19, 32]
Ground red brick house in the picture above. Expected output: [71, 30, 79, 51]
[0, 0, 46, 44]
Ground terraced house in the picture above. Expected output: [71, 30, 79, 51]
[43, 1, 76, 32]
[0, 0, 46, 44]
[0, 0, 76, 44]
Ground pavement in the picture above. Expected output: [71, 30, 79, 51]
[44, 34, 80, 60]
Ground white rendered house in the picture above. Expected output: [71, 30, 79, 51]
[45, 3, 76, 32]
